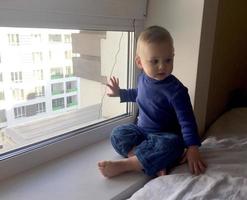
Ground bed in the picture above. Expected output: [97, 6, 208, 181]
[128, 107, 247, 200]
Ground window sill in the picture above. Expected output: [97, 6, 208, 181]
[0, 138, 150, 200]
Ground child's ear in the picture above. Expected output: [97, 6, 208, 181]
[135, 56, 143, 69]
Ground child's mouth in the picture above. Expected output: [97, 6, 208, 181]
[157, 73, 166, 76]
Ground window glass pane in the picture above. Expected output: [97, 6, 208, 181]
[0, 27, 130, 155]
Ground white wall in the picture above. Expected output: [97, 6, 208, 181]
[145, 0, 204, 105]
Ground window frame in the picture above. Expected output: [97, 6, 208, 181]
[0, 26, 141, 181]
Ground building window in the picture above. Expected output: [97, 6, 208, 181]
[52, 98, 65, 111]
[32, 52, 43, 63]
[33, 69, 44, 80]
[64, 50, 72, 60]
[0, 110, 7, 123]
[35, 86, 45, 97]
[51, 83, 64, 95]
[49, 34, 62, 43]
[67, 95, 77, 107]
[65, 66, 74, 77]
[14, 106, 26, 118]
[66, 81, 77, 93]
[0, 72, 2, 82]
[8, 34, 19, 46]
[0, 90, 5, 101]
[51, 68, 63, 79]
[64, 34, 71, 43]
[12, 89, 24, 101]
[11, 71, 22, 83]
[14, 103, 46, 118]
[36, 102, 46, 113]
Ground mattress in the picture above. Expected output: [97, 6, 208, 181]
[128, 108, 247, 200]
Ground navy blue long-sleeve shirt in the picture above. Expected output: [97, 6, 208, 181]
[119, 72, 201, 147]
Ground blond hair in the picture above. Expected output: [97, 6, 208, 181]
[136, 26, 173, 55]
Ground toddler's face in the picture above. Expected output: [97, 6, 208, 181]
[136, 41, 174, 81]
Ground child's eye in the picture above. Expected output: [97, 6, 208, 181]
[166, 58, 173, 63]
[150, 59, 159, 65]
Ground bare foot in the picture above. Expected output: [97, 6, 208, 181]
[98, 156, 142, 178]
[156, 169, 167, 177]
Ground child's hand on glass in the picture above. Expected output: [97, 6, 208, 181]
[106, 76, 120, 97]
[181, 146, 207, 175]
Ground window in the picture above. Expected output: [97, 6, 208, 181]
[0, 28, 136, 186]
[8, 34, 19, 46]
[11, 72, 22, 83]
[33, 69, 43, 80]
[49, 34, 62, 43]
[52, 97, 65, 111]
[67, 95, 77, 107]
[12, 88, 24, 101]
[64, 34, 71, 43]
[66, 81, 77, 93]
[32, 52, 43, 64]
[14, 106, 26, 118]
[14, 103, 46, 119]
[0, 110, 7, 123]
[0, 27, 134, 173]
[36, 102, 46, 113]
[51, 67, 63, 79]
[51, 83, 64, 95]
[0, 0, 146, 182]
[35, 86, 45, 97]
[0, 90, 4, 101]
[65, 66, 74, 77]
[64, 50, 72, 60]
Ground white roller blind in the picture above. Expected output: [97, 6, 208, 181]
[0, 0, 147, 30]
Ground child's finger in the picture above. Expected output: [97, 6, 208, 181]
[106, 83, 113, 90]
[112, 76, 117, 84]
[193, 162, 200, 175]
[188, 161, 194, 174]
[198, 161, 207, 173]
[109, 77, 114, 85]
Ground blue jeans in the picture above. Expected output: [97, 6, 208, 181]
[111, 123, 185, 176]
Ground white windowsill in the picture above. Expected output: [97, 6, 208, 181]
[0, 138, 150, 200]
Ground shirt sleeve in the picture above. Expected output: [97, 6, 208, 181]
[171, 87, 201, 147]
[119, 88, 138, 102]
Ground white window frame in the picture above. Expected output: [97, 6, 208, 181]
[0, 30, 141, 181]
[0, 0, 146, 181]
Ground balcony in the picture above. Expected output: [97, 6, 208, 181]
[52, 90, 64, 95]
[51, 74, 63, 80]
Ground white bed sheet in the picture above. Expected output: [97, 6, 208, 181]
[128, 108, 247, 200]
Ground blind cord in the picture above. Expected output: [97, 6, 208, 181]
[98, 19, 136, 119]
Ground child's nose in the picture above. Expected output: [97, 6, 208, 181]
[158, 62, 166, 70]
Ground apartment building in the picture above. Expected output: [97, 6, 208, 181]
[0, 28, 81, 128]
